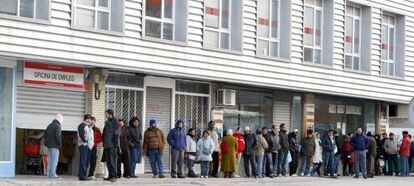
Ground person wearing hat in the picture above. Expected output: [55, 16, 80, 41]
[351, 128, 370, 179]
[366, 132, 377, 178]
[143, 119, 166, 178]
[399, 131, 411, 177]
[220, 129, 238, 178]
[254, 128, 268, 178]
[384, 132, 398, 176]
[243, 126, 257, 178]
[300, 130, 315, 176]
[288, 129, 299, 176]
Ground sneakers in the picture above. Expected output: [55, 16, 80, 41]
[152, 174, 158, 178]
[300, 173, 305, 176]
[110, 178, 117, 182]
[159, 174, 165, 178]
[88, 176, 96, 180]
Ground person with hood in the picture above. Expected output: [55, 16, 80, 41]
[88, 117, 102, 180]
[262, 127, 276, 178]
[288, 129, 299, 176]
[143, 119, 166, 178]
[220, 129, 238, 178]
[384, 132, 398, 176]
[167, 120, 187, 178]
[44, 113, 63, 179]
[185, 128, 198, 178]
[300, 131, 315, 176]
[207, 121, 220, 178]
[278, 123, 289, 177]
[399, 131, 411, 177]
[102, 109, 120, 182]
[341, 134, 354, 176]
[366, 132, 377, 178]
[127, 117, 142, 178]
[322, 129, 337, 178]
[117, 119, 131, 179]
[197, 130, 215, 178]
[312, 132, 323, 177]
[77, 114, 94, 181]
[254, 128, 268, 178]
[270, 124, 280, 177]
[233, 126, 245, 177]
[243, 126, 257, 178]
[351, 128, 370, 179]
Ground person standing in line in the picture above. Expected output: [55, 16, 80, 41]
[322, 129, 337, 178]
[384, 133, 398, 176]
[262, 127, 276, 178]
[341, 134, 354, 176]
[143, 119, 166, 178]
[333, 131, 341, 176]
[366, 132, 377, 178]
[269, 125, 280, 177]
[102, 109, 120, 182]
[351, 128, 370, 179]
[399, 131, 411, 177]
[312, 132, 323, 177]
[288, 129, 299, 176]
[44, 113, 63, 179]
[167, 120, 187, 179]
[197, 130, 215, 178]
[374, 134, 385, 176]
[117, 119, 131, 179]
[277, 123, 289, 177]
[381, 133, 389, 175]
[243, 127, 257, 178]
[185, 128, 198, 178]
[127, 117, 142, 178]
[254, 128, 268, 178]
[221, 129, 238, 178]
[207, 121, 220, 178]
[233, 126, 245, 177]
[77, 114, 94, 181]
[408, 135, 414, 175]
[300, 131, 315, 176]
[88, 117, 102, 180]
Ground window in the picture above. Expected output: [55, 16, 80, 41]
[257, 0, 280, 58]
[345, 4, 361, 70]
[303, 0, 323, 64]
[0, 0, 49, 20]
[73, 0, 124, 32]
[143, 0, 187, 42]
[381, 14, 396, 76]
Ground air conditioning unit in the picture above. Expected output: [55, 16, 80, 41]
[216, 89, 236, 106]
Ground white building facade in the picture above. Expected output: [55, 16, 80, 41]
[0, 0, 413, 177]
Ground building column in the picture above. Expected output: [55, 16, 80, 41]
[302, 94, 315, 137]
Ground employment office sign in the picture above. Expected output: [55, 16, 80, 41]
[24, 61, 84, 89]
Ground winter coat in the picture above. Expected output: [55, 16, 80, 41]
[289, 133, 298, 153]
[279, 130, 289, 152]
[103, 117, 120, 149]
[197, 136, 215, 161]
[399, 136, 411, 157]
[167, 121, 187, 151]
[301, 137, 316, 157]
[77, 121, 94, 150]
[186, 135, 197, 160]
[119, 126, 132, 151]
[322, 136, 337, 153]
[220, 135, 238, 173]
[270, 131, 280, 153]
[44, 119, 62, 149]
[92, 126, 102, 149]
[127, 125, 142, 149]
[384, 138, 398, 155]
[254, 134, 269, 156]
[341, 141, 354, 164]
[376, 138, 385, 159]
[263, 132, 276, 153]
[313, 138, 323, 163]
[367, 137, 377, 157]
[233, 133, 245, 153]
[210, 129, 220, 152]
[351, 134, 370, 150]
[243, 133, 257, 156]
[143, 127, 165, 155]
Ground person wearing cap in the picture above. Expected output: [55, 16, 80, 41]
[366, 132, 377, 178]
[277, 123, 289, 177]
[399, 131, 411, 177]
[351, 128, 370, 179]
[143, 119, 166, 178]
[220, 129, 238, 178]
[300, 131, 315, 176]
[384, 132, 398, 176]
[254, 128, 268, 178]
[44, 113, 63, 179]
[243, 126, 257, 178]
[288, 129, 299, 176]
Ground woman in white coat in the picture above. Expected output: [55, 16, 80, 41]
[312, 132, 323, 177]
[197, 131, 215, 178]
[185, 128, 198, 178]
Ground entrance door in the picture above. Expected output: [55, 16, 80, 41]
[145, 86, 172, 173]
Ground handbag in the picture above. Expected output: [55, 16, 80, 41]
[202, 139, 211, 155]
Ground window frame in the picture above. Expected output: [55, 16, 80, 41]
[381, 13, 397, 76]
[142, 0, 176, 41]
[203, 0, 232, 50]
[256, 0, 281, 58]
[344, 4, 362, 71]
[0, 0, 51, 23]
[73, 0, 112, 31]
[303, 0, 324, 64]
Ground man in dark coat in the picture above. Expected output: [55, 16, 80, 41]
[127, 117, 142, 178]
[103, 109, 120, 182]
[117, 119, 131, 179]
[277, 123, 289, 177]
[263, 127, 276, 177]
[322, 129, 337, 178]
[243, 127, 257, 178]
[167, 120, 187, 178]
[44, 114, 63, 179]
[288, 129, 299, 176]
[351, 128, 370, 179]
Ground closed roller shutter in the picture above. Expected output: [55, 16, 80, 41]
[145, 87, 172, 173]
[273, 101, 291, 130]
[16, 86, 85, 131]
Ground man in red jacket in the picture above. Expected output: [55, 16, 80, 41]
[88, 117, 103, 179]
[400, 131, 411, 177]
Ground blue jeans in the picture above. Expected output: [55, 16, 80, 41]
[387, 154, 398, 174]
[130, 147, 140, 176]
[263, 152, 273, 176]
[334, 155, 340, 174]
[148, 149, 163, 175]
[401, 156, 409, 176]
[300, 155, 311, 174]
[78, 146, 91, 179]
[324, 152, 335, 175]
[47, 148, 59, 179]
[354, 150, 367, 176]
[278, 150, 288, 175]
[200, 161, 210, 176]
[255, 155, 264, 177]
[88, 148, 97, 177]
[185, 159, 195, 175]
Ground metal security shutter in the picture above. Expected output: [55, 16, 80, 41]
[145, 87, 172, 173]
[273, 101, 291, 130]
[16, 86, 85, 131]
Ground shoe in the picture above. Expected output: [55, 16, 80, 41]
[79, 177, 88, 181]
[291, 174, 298, 177]
[103, 177, 111, 181]
[88, 176, 96, 180]
[130, 175, 138, 178]
[363, 175, 367, 179]
[189, 174, 198, 178]
[306, 174, 311, 177]
[300, 173, 304, 176]
[152, 174, 158, 178]
[354, 175, 359, 178]
[159, 174, 165, 178]
[171, 175, 177, 178]
[124, 176, 131, 179]
[178, 175, 185, 179]
[269, 174, 275, 178]
[110, 178, 117, 182]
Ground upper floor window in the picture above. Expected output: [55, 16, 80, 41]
[143, 0, 187, 42]
[345, 4, 361, 70]
[0, 0, 50, 20]
[72, 0, 124, 32]
[303, 0, 322, 64]
[257, 0, 279, 58]
[381, 14, 396, 76]
[204, 0, 243, 51]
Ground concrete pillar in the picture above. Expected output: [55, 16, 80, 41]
[302, 94, 314, 137]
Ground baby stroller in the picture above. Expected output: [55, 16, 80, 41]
[22, 137, 43, 175]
